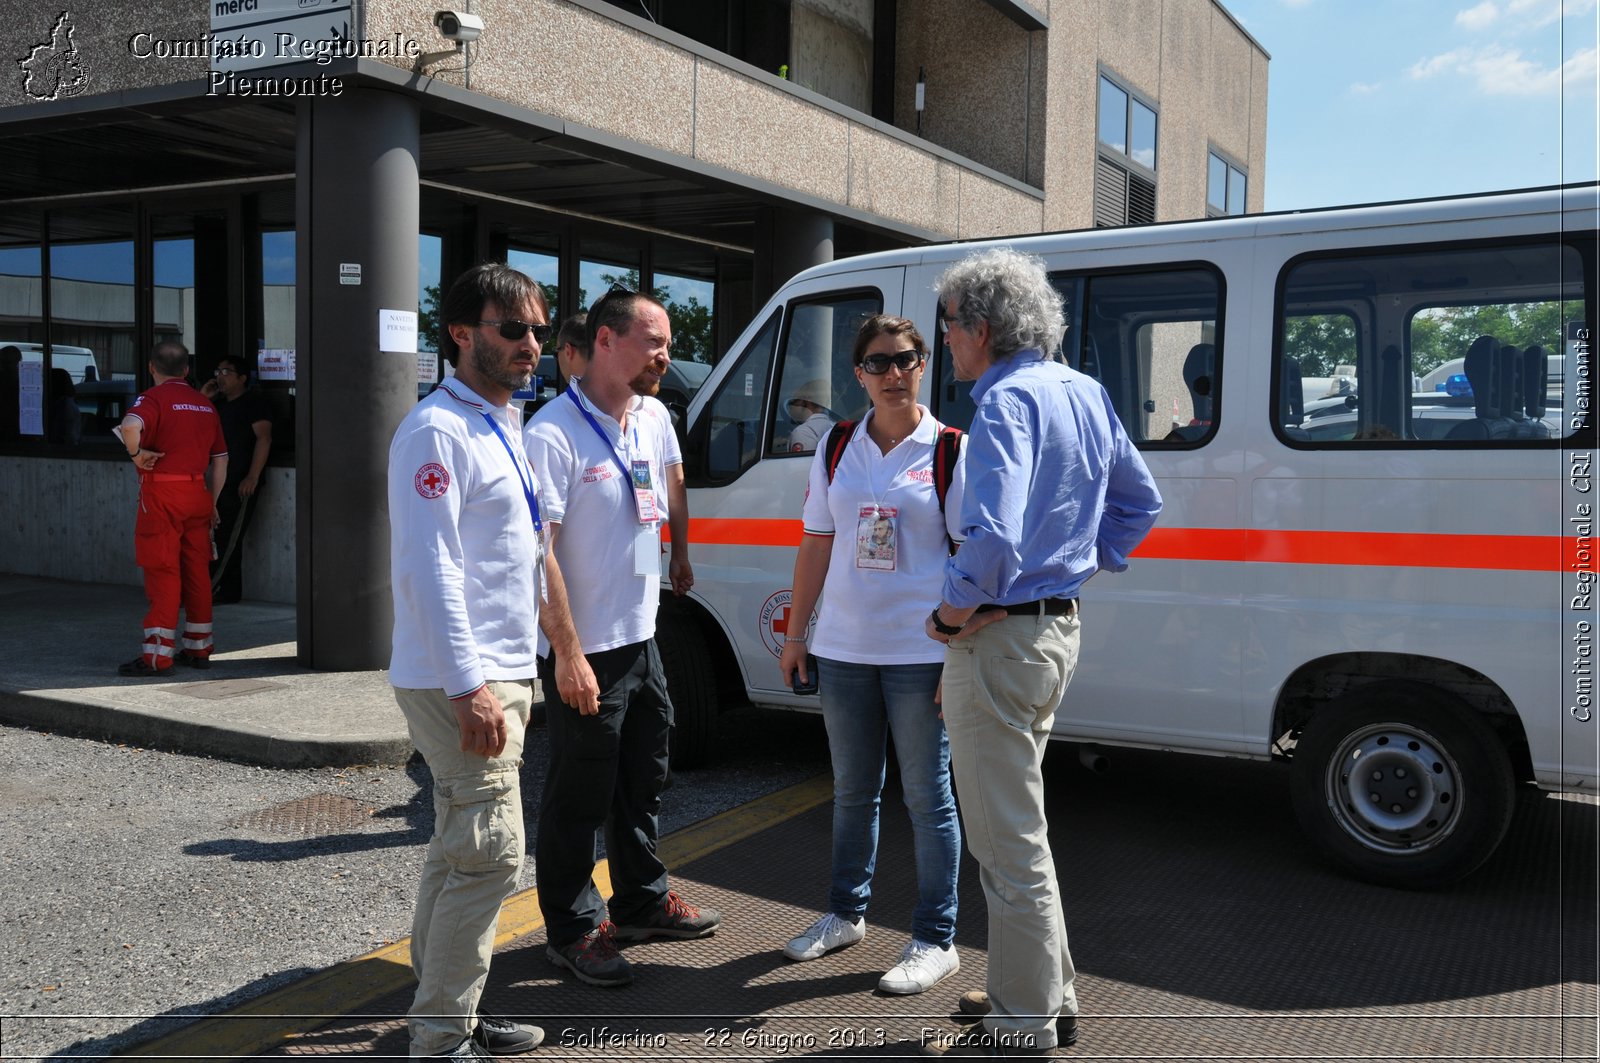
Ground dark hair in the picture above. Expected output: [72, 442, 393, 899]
[851, 315, 927, 366]
[585, 286, 665, 348]
[439, 263, 549, 364]
[216, 355, 254, 383]
[151, 340, 190, 377]
[556, 312, 589, 356]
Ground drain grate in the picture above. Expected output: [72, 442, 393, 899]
[235, 793, 377, 835]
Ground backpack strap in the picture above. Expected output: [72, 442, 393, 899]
[823, 420, 855, 484]
[933, 426, 963, 555]
[933, 426, 962, 514]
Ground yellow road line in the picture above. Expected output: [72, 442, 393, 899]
[117, 774, 833, 1060]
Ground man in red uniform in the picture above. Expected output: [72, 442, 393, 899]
[117, 340, 228, 677]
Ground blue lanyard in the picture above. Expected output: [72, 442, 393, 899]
[565, 384, 640, 487]
[480, 410, 543, 534]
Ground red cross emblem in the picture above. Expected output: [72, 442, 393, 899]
[415, 463, 450, 499]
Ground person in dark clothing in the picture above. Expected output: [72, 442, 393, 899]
[201, 355, 272, 603]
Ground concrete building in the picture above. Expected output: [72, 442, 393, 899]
[0, 0, 1267, 669]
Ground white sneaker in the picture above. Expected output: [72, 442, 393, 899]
[783, 912, 865, 961]
[878, 939, 960, 995]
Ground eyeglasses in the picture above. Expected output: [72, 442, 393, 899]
[478, 319, 554, 344]
[859, 350, 924, 374]
[938, 318, 955, 334]
[213, 367, 237, 376]
[588, 278, 636, 315]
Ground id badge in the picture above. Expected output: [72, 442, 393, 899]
[634, 525, 660, 577]
[533, 526, 549, 604]
[632, 459, 658, 524]
[855, 504, 898, 571]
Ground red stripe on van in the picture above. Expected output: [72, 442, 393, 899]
[679, 520, 1573, 572]
[1132, 528, 1566, 572]
[679, 518, 806, 548]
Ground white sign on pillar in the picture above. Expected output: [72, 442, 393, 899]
[379, 310, 419, 355]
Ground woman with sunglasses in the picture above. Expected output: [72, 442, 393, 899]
[778, 314, 966, 995]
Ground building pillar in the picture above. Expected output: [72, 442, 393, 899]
[755, 207, 835, 306]
[294, 89, 420, 670]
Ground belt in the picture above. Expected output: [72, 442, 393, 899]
[979, 597, 1078, 617]
[143, 473, 205, 482]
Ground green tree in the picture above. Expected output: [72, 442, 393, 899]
[594, 269, 715, 365]
[418, 283, 441, 353]
[1283, 314, 1357, 378]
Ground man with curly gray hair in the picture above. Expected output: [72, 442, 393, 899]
[921, 248, 1162, 1057]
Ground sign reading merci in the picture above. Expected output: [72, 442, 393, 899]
[210, 0, 355, 74]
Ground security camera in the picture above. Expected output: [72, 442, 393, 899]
[434, 10, 484, 43]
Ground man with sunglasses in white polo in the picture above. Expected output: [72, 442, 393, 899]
[523, 284, 715, 990]
[390, 262, 598, 1060]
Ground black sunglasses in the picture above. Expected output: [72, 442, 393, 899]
[860, 350, 924, 374]
[478, 319, 553, 344]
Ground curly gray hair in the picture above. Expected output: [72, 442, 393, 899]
[934, 247, 1064, 360]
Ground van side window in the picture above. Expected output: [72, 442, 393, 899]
[1073, 267, 1222, 444]
[694, 310, 781, 485]
[769, 291, 881, 455]
[1276, 237, 1591, 446]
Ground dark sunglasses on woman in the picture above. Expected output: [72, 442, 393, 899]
[860, 350, 924, 374]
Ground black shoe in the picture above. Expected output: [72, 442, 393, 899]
[471, 1012, 544, 1055]
[175, 652, 211, 670]
[118, 657, 167, 678]
[429, 1036, 491, 1060]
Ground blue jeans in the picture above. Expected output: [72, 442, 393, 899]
[817, 657, 960, 947]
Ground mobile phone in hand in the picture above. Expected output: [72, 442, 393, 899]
[792, 654, 819, 695]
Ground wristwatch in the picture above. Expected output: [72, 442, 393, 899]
[929, 607, 963, 636]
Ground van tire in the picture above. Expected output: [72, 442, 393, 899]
[1289, 682, 1514, 889]
[658, 605, 718, 769]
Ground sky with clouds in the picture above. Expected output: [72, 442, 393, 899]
[1220, 0, 1597, 211]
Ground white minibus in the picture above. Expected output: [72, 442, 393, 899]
[654, 184, 1598, 888]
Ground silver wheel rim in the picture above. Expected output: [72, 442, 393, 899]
[1323, 722, 1463, 855]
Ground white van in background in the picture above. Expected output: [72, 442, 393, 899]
[655, 184, 1598, 889]
[2, 341, 100, 384]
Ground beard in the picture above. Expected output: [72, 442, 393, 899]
[469, 342, 533, 394]
[628, 367, 662, 397]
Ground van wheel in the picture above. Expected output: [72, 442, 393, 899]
[657, 605, 718, 769]
[1289, 682, 1514, 889]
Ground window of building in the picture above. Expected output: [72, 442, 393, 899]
[1095, 73, 1157, 227]
[604, 0, 792, 81]
[0, 210, 43, 446]
[1208, 151, 1248, 217]
[1276, 237, 1591, 446]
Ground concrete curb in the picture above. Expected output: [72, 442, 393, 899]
[0, 688, 414, 768]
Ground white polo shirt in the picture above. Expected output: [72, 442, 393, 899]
[388, 381, 543, 697]
[524, 385, 682, 655]
[800, 406, 965, 666]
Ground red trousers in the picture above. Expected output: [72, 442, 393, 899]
[136, 477, 215, 670]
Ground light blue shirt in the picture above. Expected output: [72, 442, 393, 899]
[942, 350, 1163, 609]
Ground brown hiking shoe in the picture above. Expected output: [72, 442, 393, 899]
[612, 890, 722, 941]
[546, 920, 633, 987]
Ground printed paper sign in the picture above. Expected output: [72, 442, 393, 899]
[379, 309, 418, 354]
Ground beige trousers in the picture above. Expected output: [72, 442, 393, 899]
[941, 612, 1080, 1051]
[393, 680, 532, 1057]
